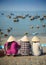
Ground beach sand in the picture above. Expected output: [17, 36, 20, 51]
[1, 36, 46, 43]
[0, 54, 46, 65]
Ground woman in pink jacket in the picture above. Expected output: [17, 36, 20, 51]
[4, 36, 20, 56]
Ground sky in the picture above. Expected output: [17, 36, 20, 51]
[0, 0, 46, 11]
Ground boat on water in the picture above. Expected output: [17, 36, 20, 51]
[40, 16, 44, 20]
[36, 25, 40, 29]
[30, 16, 35, 20]
[7, 15, 11, 19]
[32, 32, 39, 35]
[16, 16, 25, 19]
[43, 15, 46, 19]
[13, 19, 19, 22]
[42, 24, 46, 27]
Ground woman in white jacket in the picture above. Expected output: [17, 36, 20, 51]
[32, 36, 43, 56]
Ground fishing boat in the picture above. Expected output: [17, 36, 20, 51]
[13, 19, 19, 22]
[40, 16, 44, 20]
[30, 16, 35, 20]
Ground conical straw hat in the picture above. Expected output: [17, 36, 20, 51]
[17, 39, 21, 42]
[32, 36, 40, 42]
[7, 36, 16, 42]
[20, 35, 29, 42]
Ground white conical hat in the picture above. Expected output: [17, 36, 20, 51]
[20, 35, 29, 42]
[17, 39, 21, 42]
[7, 36, 16, 42]
[32, 36, 40, 42]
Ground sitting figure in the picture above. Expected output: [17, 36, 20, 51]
[19, 35, 31, 56]
[4, 36, 20, 56]
[32, 36, 43, 56]
[0, 45, 4, 57]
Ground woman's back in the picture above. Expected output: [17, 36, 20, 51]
[20, 41, 31, 55]
[32, 43, 41, 56]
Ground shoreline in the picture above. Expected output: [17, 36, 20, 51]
[0, 36, 46, 43]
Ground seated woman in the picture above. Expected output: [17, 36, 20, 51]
[31, 36, 43, 56]
[0, 45, 4, 57]
[4, 36, 20, 56]
[19, 35, 31, 56]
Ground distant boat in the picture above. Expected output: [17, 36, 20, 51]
[0, 32, 4, 35]
[42, 24, 46, 27]
[43, 15, 46, 19]
[36, 25, 40, 29]
[7, 15, 11, 19]
[7, 27, 12, 33]
[32, 32, 39, 35]
[40, 16, 44, 20]
[1, 13, 4, 15]
[29, 16, 31, 18]
[13, 19, 19, 22]
[4, 34, 8, 37]
[16, 16, 25, 19]
[34, 15, 40, 19]
[30, 26, 34, 29]
[30, 16, 35, 20]
[7, 29, 11, 33]
[24, 32, 28, 35]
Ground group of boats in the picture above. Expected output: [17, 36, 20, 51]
[0, 12, 46, 37]
[30, 15, 46, 20]
[30, 23, 46, 29]
[1, 12, 46, 22]
[0, 27, 12, 37]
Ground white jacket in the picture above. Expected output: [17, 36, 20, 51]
[32, 43, 41, 56]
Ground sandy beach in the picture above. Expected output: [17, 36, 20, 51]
[0, 55, 46, 65]
[1, 36, 46, 44]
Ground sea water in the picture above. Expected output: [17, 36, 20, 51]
[0, 11, 46, 37]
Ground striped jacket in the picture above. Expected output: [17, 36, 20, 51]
[20, 41, 31, 55]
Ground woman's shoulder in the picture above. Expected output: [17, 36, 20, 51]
[12, 41, 18, 45]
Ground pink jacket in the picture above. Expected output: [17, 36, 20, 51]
[4, 41, 20, 55]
